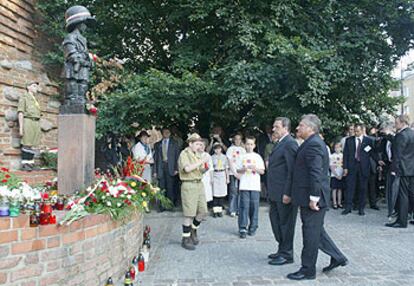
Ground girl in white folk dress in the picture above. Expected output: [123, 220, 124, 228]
[131, 130, 154, 183]
[329, 142, 344, 209]
[200, 139, 213, 207]
[211, 143, 229, 217]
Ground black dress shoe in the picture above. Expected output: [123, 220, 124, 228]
[370, 205, 380, 210]
[358, 210, 365, 216]
[268, 256, 293, 266]
[268, 252, 279, 259]
[287, 270, 315, 280]
[322, 258, 348, 272]
[385, 222, 407, 228]
[410, 220, 414, 225]
[341, 209, 351, 215]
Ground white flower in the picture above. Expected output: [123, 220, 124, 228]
[117, 202, 122, 207]
[127, 195, 131, 200]
[0, 186, 11, 198]
[108, 186, 119, 197]
[106, 201, 112, 207]
[101, 196, 106, 200]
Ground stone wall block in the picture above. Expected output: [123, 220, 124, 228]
[3, 87, 22, 102]
[40, 118, 54, 132]
[5, 110, 18, 122]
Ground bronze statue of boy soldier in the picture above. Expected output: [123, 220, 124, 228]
[61, 5, 96, 114]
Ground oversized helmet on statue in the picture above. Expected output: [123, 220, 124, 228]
[65, 5, 96, 32]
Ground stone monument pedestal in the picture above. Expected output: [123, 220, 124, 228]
[58, 114, 95, 195]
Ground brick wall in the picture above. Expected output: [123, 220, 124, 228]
[13, 169, 56, 185]
[0, 213, 143, 286]
[0, 0, 60, 170]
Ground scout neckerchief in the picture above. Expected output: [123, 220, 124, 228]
[187, 147, 199, 161]
[28, 92, 40, 109]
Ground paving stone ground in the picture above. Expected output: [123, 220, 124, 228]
[125, 203, 414, 286]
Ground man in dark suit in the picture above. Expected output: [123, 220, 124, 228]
[287, 114, 347, 281]
[342, 123, 376, 215]
[267, 117, 299, 266]
[386, 115, 414, 228]
[154, 127, 181, 209]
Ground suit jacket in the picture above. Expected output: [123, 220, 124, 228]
[391, 128, 414, 176]
[267, 135, 298, 202]
[377, 134, 394, 167]
[291, 134, 330, 208]
[343, 135, 376, 177]
[154, 138, 180, 177]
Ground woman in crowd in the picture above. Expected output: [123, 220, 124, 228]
[211, 143, 229, 217]
[131, 130, 154, 182]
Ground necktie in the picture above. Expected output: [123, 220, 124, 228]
[162, 140, 168, 161]
[386, 141, 392, 161]
[356, 138, 361, 161]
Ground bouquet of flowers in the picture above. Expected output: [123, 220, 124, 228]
[60, 159, 172, 225]
[0, 181, 42, 208]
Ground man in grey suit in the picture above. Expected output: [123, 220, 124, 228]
[287, 114, 348, 280]
[267, 117, 299, 266]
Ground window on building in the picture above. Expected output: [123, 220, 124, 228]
[404, 105, 410, 115]
[404, 87, 409, 97]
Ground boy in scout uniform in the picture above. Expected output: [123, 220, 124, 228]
[17, 82, 42, 171]
[178, 133, 209, 250]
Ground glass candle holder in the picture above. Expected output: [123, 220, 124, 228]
[9, 201, 20, 217]
[39, 213, 50, 225]
[30, 211, 39, 227]
[0, 199, 10, 217]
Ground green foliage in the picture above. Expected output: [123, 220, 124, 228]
[40, 152, 58, 170]
[37, 0, 414, 138]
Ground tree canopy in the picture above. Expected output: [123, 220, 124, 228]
[37, 0, 414, 138]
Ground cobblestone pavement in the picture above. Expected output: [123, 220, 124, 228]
[129, 203, 414, 286]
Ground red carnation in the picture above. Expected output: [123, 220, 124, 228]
[1, 179, 7, 183]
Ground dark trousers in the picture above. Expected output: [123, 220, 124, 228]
[269, 201, 298, 260]
[160, 162, 178, 207]
[300, 207, 346, 276]
[213, 197, 225, 207]
[396, 176, 414, 227]
[345, 164, 368, 211]
[368, 172, 378, 207]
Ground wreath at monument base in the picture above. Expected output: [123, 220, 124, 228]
[60, 158, 172, 225]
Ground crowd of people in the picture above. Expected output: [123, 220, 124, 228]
[125, 113, 414, 280]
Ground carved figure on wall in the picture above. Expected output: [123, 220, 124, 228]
[17, 82, 42, 171]
[60, 5, 96, 114]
